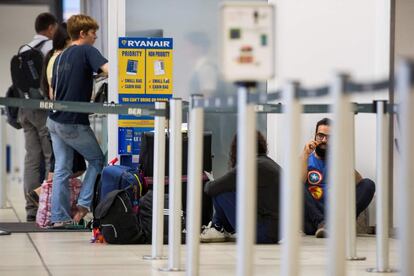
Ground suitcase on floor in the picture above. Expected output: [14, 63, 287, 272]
[139, 132, 212, 177]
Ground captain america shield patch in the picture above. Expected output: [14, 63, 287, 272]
[307, 170, 323, 185]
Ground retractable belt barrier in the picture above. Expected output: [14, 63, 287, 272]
[0, 97, 166, 116]
[1, 61, 413, 276]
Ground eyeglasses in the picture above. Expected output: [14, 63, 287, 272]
[315, 133, 329, 141]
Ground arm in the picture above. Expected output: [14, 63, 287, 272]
[204, 167, 237, 197]
[301, 140, 319, 182]
[99, 63, 108, 77]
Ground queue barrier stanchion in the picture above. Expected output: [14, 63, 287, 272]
[160, 98, 183, 272]
[280, 81, 302, 276]
[0, 110, 7, 208]
[367, 100, 397, 273]
[143, 101, 167, 261]
[186, 95, 204, 276]
[396, 60, 414, 276]
[236, 84, 257, 276]
[327, 73, 351, 276]
[346, 109, 366, 261]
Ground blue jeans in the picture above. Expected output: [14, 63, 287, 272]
[212, 192, 275, 243]
[303, 178, 376, 235]
[47, 118, 103, 223]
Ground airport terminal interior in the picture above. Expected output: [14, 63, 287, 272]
[0, 0, 413, 275]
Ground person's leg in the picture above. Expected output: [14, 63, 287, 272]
[201, 192, 236, 243]
[356, 178, 376, 217]
[32, 110, 53, 177]
[303, 188, 325, 235]
[54, 123, 104, 212]
[20, 109, 42, 220]
[47, 119, 74, 223]
[212, 192, 236, 233]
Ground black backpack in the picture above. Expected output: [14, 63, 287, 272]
[94, 189, 148, 244]
[4, 85, 22, 129]
[10, 40, 47, 99]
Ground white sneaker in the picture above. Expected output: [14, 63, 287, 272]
[200, 222, 226, 243]
[225, 231, 237, 242]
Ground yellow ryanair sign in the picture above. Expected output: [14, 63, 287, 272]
[118, 37, 173, 96]
[117, 37, 173, 155]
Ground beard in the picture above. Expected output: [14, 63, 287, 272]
[315, 143, 328, 160]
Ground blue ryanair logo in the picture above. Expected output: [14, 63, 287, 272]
[121, 39, 127, 46]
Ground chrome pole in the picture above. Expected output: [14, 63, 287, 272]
[327, 73, 350, 276]
[280, 81, 302, 276]
[186, 95, 204, 276]
[143, 101, 167, 260]
[236, 85, 257, 276]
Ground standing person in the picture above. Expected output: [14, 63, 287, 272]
[302, 118, 376, 237]
[47, 14, 108, 227]
[26, 23, 85, 207]
[201, 131, 282, 244]
[19, 13, 57, 221]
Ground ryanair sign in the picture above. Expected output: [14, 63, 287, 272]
[118, 37, 173, 49]
[117, 37, 173, 155]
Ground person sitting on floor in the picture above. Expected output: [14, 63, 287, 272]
[201, 131, 282, 244]
[302, 117, 376, 238]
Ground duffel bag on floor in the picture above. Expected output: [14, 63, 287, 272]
[36, 178, 82, 228]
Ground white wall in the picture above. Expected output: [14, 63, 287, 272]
[267, 0, 391, 226]
[0, 4, 50, 183]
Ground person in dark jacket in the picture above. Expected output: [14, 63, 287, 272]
[201, 131, 282, 244]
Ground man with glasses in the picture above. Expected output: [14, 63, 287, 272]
[302, 118, 375, 238]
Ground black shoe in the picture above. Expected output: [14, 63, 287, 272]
[26, 191, 39, 207]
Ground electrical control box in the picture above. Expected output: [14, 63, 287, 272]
[220, 2, 275, 82]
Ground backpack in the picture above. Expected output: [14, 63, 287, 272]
[97, 165, 148, 214]
[94, 189, 148, 244]
[10, 40, 47, 99]
[4, 85, 22, 129]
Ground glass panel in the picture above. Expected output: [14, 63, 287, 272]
[126, 0, 267, 178]
[63, 0, 81, 21]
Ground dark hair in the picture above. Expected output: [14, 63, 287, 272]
[229, 131, 268, 168]
[315, 117, 331, 134]
[35, 12, 57, 33]
[40, 23, 69, 99]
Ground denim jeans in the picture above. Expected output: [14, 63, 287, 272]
[212, 192, 275, 243]
[303, 178, 376, 235]
[47, 118, 103, 223]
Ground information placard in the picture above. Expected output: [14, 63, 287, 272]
[118, 37, 173, 154]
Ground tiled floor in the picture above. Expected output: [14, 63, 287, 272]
[0, 180, 399, 276]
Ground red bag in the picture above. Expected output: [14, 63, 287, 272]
[36, 178, 82, 228]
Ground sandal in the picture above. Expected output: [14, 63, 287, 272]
[51, 220, 87, 230]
